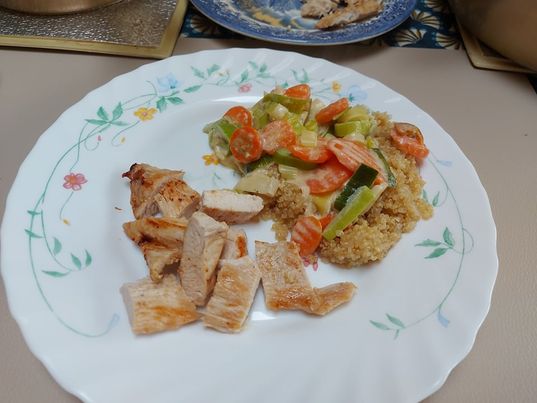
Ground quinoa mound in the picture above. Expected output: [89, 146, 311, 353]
[263, 114, 433, 267]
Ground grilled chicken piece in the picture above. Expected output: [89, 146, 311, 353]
[139, 242, 182, 282]
[200, 189, 264, 224]
[220, 228, 248, 261]
[120, 275, 199, 335]
[301, 0, 339, 18]
[123, 217, 187, 282]
[153, 178, 200, 219]
[316, 0, 382, 29]
[203, 256, 261, 333]
[255, 240, 356, 315]
[123, 217, 188, 248]
[311, 282, 357, 315]
[122, 163, 185, 218]
[179, 212, 228, 306]
[255, 241, 318, 311]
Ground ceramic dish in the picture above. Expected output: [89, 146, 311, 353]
[190, 0, 417, 45]
[0, 48, 497, 403]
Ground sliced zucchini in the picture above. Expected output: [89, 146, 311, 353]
[273, 148, 318, 170]
[333, 164, 378, 211]
[372, 148, 397, 188]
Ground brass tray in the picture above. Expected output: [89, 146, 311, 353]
[0, 0, 187, 58]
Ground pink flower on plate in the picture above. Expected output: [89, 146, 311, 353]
[238, 83, 252, 93]
[63, 173, 87, 191]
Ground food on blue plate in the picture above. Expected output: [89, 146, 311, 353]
[301, 0, 383, 29]
[255, 240, 356, 314]
[203, 256, 261, 333]
[120, 275, 199, 335]
[204, 83, 432, 267]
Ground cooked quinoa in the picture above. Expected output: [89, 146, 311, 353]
[264, 114, 433, 267]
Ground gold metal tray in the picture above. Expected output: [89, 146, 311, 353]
[0, 0, 187, 58]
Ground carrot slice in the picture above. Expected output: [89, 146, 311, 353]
[230, 127, 263, 163]
[390, 122, 429, 160]
[284, 84, 311, 100]
[260, 120, 297, 155]
[224, 106, 252, 127]
[306, 158, 352, 194]
[315, 98, 349, 125]
[290, 138, 332, 164]
[291, 215, 323, 256]
[327, 139, 384, 180]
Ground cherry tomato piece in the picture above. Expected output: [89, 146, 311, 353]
[315, 98, 350, 125]
[260, 120, 297, 155]
[224, 106, 252, 127]
[229, 127, 263, 163]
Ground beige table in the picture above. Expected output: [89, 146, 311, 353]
[1, 38, 536, 402]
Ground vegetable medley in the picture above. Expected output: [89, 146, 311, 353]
[204, 84, 429, 258]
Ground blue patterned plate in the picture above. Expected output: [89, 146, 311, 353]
[190, 0, 417, 45]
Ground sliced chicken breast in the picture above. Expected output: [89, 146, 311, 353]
[153, 178, 200, 219]
[122, 163, 184, 219]
[200, 189, 264, 224]
[203, 256, 261, 333]
[140, 242, 182, 282]
[120, 275, 199, 335]
[123, 216, 187, 248]
[220, 228, 248, 261]
[255, 240, 357, 315]
[179, 212, 228, 306]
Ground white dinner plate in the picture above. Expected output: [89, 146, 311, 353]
[1, 48, 497, 403]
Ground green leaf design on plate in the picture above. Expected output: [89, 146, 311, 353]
[85, 119, 107, 126]
[370, 320, 391, 330]
[167, 97, 183, 105]
[432, 192, 440, 206]
[207, 64, 219, 76]
[27, 210, 42, 216]
[112, 103, 123, 120]
[239, 70, 249, 84]
[85, 250, 92, 266]
[191, 66, 206, 79]
[259, 63, 268, 73]
[248, 61, 258, 70]
[443, 227, 454, 247]
[97, 106, 109, 121]
[42, 270, 69, 278]
[25, 229, 43, 238]
[416, 239, 442, 247]
[184, 85, 201, 93]
[111, 121, 129, 126]
[425, 247, 448, 259]
[386, 314, 405, 328]
[71, 253, 82, 270]
[52, 237, 62, 255]
[156, 97, 167, 113]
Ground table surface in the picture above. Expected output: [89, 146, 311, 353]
[1, 37, 536, 403]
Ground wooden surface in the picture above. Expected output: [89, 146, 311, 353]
[0, 38, 536, 402]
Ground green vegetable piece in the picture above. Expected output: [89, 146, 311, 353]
[334, 121, 362, 137]
[245, 155, 274, 173]
[334, 164, 378, 211]
[217, 119, 238, 139]
[323, 186, 375, 240]
[372, 148, 397, 187]
[304, 119, 318, 132]
[337, 105, 370, 123]
[251, 100, 269, 129]
[273, 148, 318, 170]
[263, 93, 310, 113]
